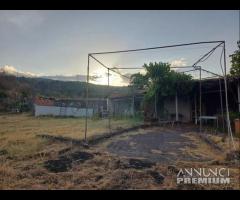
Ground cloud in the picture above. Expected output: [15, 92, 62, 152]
[170, 58, 187, 68]
[0, 65, 17, 74]
[139, 68, 146, 75]
[0, 65, 37, 77]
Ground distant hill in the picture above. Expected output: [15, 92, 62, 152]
[41, 74, 88, 82]
[0, 65, 96, 82]
[0, 73, 131, 112]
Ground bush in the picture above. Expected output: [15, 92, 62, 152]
[229, 111, 240, 121]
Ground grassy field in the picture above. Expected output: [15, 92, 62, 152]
[0, 114, 239, 189]
[0, 113, 142, 158]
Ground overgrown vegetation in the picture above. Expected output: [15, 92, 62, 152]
[130, 62, 193, 117]
[230, 41, 240, 76]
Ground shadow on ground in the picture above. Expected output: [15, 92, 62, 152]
[106, 129, 211, 164]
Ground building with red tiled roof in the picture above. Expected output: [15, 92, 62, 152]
[33, 96, 107, 117]
[34, 97, 54, 106]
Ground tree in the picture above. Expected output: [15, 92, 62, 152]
[130, 73, 148, 90]
[131, 62, 193, 101]
[130, 62, 193, 118]
[230, 41, 240, 76]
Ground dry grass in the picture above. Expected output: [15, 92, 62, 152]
[0, 114, 239, 190]
[0, 113, 141, 158]
[180, 132, 226, 161]
[206, 134, 240, 152]
[1, 146, 238, 190]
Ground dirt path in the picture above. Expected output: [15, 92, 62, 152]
[102, 127, 216, 164]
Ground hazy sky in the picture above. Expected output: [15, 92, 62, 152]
[0, 10, 239, 85]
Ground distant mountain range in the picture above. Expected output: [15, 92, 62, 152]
[41, 74, 88, 82]
[0, 72, 131, 112]
[0, 65, 90, 82]
[0, 71, 131, 99]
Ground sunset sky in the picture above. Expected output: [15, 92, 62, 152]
[0, 10, 239, 86]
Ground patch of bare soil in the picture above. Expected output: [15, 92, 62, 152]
[44, 151, 94, 173]
[1, 145, 239, 189]
[226, 150, 240, 161]
[122, 159, 156, 169]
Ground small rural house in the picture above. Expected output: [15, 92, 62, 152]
[33, 76, 240, 123]
[33, 96, 107, 117]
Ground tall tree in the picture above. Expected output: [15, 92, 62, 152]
[130, 62, 193, 101]
[130, 62, 193, 118]
[230, 41, 240, 76]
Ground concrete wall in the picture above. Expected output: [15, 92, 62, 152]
[163, 96, 191, 122]
[34, 104, 93, 117]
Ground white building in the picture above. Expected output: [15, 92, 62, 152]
[33, 97, 106, 117]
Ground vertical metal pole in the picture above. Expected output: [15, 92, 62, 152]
[108, 68, 111, 132]
[175, 92, 179, 121]
[194, 93, 197, 125]
[154, 94, 158, 118]
[219, 78, 225, 131]
[237, 81, 240, 112]
[223, 42, 236, 150]
[199, 67, 202, 133]
[84, 54, 90, 142]
[132, 86, 135, 117]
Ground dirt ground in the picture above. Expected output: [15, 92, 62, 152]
[105, 127, 210, 164]
[0, 122, 239, 190]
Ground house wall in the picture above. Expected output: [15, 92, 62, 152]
[163, 95, 191, 122]
[34, 104, 93, 117]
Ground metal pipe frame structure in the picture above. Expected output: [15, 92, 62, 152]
[84, 40, 236, 150]
[219, 78, 225, 131]
[107, 68, 111, 132]
[199, 66, 202, 133]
